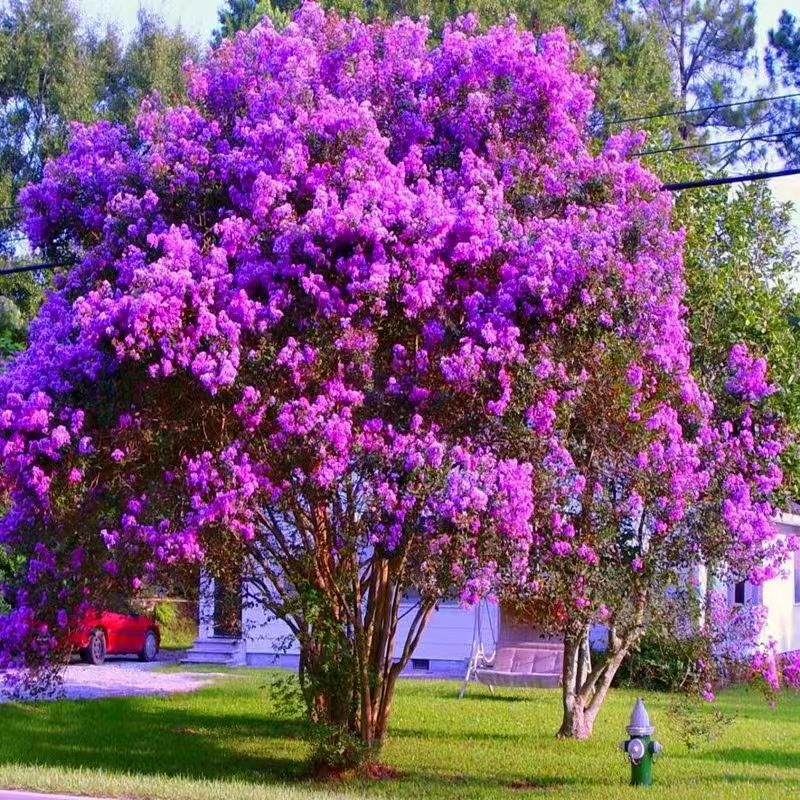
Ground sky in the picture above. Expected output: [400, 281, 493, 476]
[75, 0, 799, 228]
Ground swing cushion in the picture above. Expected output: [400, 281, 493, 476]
[492, 648, 515, 672]
[476, 644, 563, 689]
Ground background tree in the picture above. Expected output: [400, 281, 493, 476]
[0, 0, 97, 200]
[93, 10, 198, 125]
[0, 272, 41, 359]
[679, 180, 800, 495]
[637, 0, 763, 145]
[0, 0, 196, 357]
[0, 0, 96, 346]
[766, 9, 800, 166]
[214, 0, 292, 41]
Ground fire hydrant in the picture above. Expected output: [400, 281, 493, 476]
[620, 697, 662, 786]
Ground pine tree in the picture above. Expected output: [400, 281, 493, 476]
[766, 10, 800, 166]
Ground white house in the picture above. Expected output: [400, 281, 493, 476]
[184, 513, 800, 668]
[186, 574, 498, 671]
[727, 512, 800, 654]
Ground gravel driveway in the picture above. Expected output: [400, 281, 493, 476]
[0, 655, 225, 702]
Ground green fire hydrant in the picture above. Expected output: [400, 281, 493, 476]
[620, 697, 662, 787]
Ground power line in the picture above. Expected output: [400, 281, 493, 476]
[661, 167, 800, 192]
[0, 260, 73, 276]
[606, 91, 800, 128]
[635, 128, 800, 157]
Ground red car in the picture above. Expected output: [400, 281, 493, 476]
[68, 608, 160, 665]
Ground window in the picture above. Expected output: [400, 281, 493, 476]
[794, 551, 800, 605]
[732, 580, 762, 606]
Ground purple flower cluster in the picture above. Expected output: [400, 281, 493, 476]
[747, 640, 800, 702]
[0, 4, 788, 674]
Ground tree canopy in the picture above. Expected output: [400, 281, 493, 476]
[766, 9, 800, 166]
[0, 0, 197, 361]
[0, 5, 788, 761]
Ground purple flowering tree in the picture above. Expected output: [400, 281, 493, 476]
[0, 3, 788, 760]
[523, 336, 789, 739]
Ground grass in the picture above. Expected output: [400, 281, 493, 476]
[0, 669, 799, 799]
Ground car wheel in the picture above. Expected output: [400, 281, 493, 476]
[84, 629, 106, 666]
[139, 630, 159, 662]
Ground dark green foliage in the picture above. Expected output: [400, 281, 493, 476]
[0, 0, 97, 197]
[214, 0, 292, 42]
[614, 632, 696, 692]
[0, 0, 195, 349]
[92, 10, 198, 125]
[152, 600, 198, 649]
[0, 546, 21, 614]
[766, 10, 800, 166]
[679, 180, 800, 496]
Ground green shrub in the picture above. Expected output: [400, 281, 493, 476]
[154, 601, 177, 627]
[153, 601, 198, 649]
[614, 632, 696, 691]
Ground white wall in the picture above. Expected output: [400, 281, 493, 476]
[241, 591, 497, 665]
[201, 514, 800, 662]
[242, 599, 299, 655]
[759, 516, 800, 653]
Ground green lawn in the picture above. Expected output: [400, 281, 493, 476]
[0, 670, 798, 799]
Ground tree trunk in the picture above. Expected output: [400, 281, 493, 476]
[558, 694, 596, 739]
[294, 580, 435, 770]
[557, 631, 598, 739]
[250, 503, 437, 770]
[557, 596, 648, 740]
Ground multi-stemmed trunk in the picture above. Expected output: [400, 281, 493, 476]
[246, 505, 437, 769]
[557, 594, 648, 740]
[294, 573, 436, 768]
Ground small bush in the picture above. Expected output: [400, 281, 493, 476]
[154, 602, 177, 627]
[614, 632, 695, 692]
[153, 600, 198, 649]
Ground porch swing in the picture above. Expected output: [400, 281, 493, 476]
[458, 601, 564, 696]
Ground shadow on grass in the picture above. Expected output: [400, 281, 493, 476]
[401, 771, 586, 790]
[390, 727, 530, 743]
[0, 690, 604, 798]
[704, 748, 800, 771]
[0, 699, 312, 782]
[417, 686, 542, 703]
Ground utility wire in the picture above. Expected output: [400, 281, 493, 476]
[0, 260, 74, 276]
[635, 128, 800, 157]
[606, 90, 800, 127]
[661, 167, 800, 192]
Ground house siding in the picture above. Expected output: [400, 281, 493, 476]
[193, 514, 800, 667]
[241, 593, 498, 670]
[757, 517, 800, 653]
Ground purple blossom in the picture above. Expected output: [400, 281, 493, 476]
[0, 3, 787, 689]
